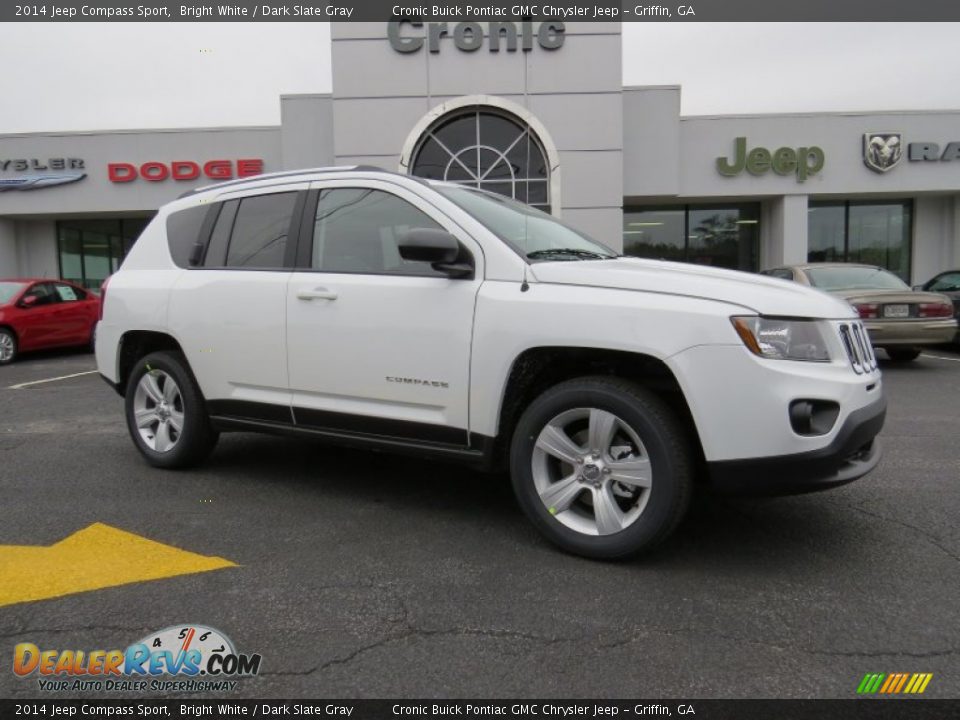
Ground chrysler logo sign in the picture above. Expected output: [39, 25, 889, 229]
[0, 174, 85, 191]
[863, 133, 902, 173]
[0, 157, 86, 191]
[864, 132, 960, 173]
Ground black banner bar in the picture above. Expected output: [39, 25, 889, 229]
[0, 699, 956, 720]
[5, 1, 960, 22]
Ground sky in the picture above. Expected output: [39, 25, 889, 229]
[2, 22, 958, 134]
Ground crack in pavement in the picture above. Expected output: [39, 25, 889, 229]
[592, 625, 959, 660]
[261, 589, 958, 678]
[261, 590, 581, 677]
[838, 502, 960, 565]
[260, 626, 582, 677]
[261, 622, 959, 678]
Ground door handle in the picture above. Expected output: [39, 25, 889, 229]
[296, 287, 338, 301]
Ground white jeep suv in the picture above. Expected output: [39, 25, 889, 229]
[97, 167, 885, 559]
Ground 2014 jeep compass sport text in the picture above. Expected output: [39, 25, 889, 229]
[97, 167, 886, 559]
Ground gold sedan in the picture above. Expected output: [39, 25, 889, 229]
[760, 263, 957, 362]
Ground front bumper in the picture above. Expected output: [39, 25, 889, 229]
[707, 394, 886, 496]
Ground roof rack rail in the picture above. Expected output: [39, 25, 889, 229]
[177, 165, 388, 199]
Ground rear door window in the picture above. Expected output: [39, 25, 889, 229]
[224, 192, 298, 269]
[203, 200, 239, 268]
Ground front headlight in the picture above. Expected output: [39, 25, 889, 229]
[731, 316, 832, 362]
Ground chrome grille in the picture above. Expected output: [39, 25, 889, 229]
[838, 322, 878, 374]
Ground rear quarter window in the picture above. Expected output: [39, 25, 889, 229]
[166, 204, 212, 268]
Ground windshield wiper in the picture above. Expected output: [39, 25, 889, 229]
[526, 248, 613, 261]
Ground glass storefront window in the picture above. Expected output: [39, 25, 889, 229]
[56, 217, 151, 292]
[807, 204, 845, 263]
[622, 207, 685, 262]
[59, 228, 84, 286]
[808, 201, 912, 282]
[623, 203, 760, 272]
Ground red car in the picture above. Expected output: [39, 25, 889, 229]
[0, 278, 100, 365]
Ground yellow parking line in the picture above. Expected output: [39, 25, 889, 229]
[7, 370, 97, 390]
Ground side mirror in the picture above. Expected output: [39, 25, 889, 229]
[399, 228, 459, 263]
[912, 284, 924, 291]
[398, 228, 474, 279]
[19, 295, 38, 308]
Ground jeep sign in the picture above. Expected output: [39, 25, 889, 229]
[716, 137, 825, 183]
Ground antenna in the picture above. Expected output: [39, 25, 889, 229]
[521, 264, 529, 293]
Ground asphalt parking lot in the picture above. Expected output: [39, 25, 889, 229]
[1, 347, 958, 699]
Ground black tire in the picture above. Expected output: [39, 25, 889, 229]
[124, 351, 219, 469]
[510, 376, 693, 560]
[0, 328, 16, 365]
[886, 347, 921, 363]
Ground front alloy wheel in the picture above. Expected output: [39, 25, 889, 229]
[511, 377, 693, 559]
[533, 408, 653, 536]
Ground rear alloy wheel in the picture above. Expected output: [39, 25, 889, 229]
[0, 329, 17, 365]
[125, 351, 219, 468]
[510, 377, 693, 559]
[886, 347, 921, 363]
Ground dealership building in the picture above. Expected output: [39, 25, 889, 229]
[2, 21, 959, 290]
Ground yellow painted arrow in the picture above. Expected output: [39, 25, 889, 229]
[0, 523, 236, 608]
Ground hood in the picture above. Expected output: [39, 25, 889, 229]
[529, 257, 855, 318]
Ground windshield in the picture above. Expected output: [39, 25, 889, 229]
[0, 281, 26, 305]
[806, 266, 909, 291]
[434, 185, 617, 261]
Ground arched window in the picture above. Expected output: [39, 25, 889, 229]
[410, 107, 552, 213]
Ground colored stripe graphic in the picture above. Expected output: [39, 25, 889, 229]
[857, 673, 885, 694]
[857, 672, 932, 694]
[893, 673, 910, 693]
[879, 674, 897, 693]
